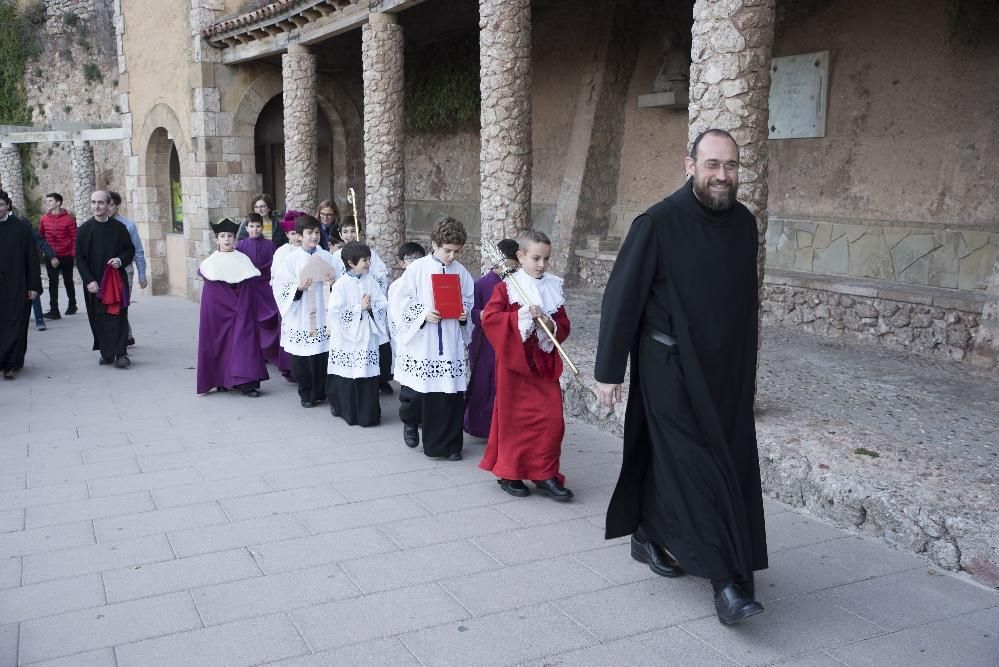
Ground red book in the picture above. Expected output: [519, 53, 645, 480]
[431, 273, 463, 319]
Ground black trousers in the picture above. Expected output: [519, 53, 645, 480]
[379, 342, 393, 383]
[83, 292, 129, 360]
[327, 375, 381, 426]
[46, 257, 76, 312]
[291, 351, 328, 403]
[399, 385, 464, 457]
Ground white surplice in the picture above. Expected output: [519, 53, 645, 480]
[389, 254, 474, 394]
[331, 247, 389, 296]
[271, 246, 337, 356]
[270, 243, 296, 285]
[326, 272, 388, 379]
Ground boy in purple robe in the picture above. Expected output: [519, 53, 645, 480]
[236, 212, 283, 372]
[463, 239, 520, 438]
[197, 218, 269, 396]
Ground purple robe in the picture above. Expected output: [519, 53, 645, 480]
[463, 271, 502, 437]
[236, 236, 286, 373]
[196, 272, 269, 394]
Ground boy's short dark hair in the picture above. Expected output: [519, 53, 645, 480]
[340, 215, 360, 234]
[397, 241, 427, 261]
[430, 216, 467, 247]
[295, 214, 322, 236]
[498, 239, 519, 260]
[516, 229, 552, 252]
[108, 191, 122, 206]
[45, 192, 63, 204]
[245, 212, 264, 224]
[341, 241, 372, 269]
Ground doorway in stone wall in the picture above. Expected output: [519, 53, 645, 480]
[254, 94, 334, 214]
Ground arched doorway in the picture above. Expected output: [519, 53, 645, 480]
[144, 127, 187, 297]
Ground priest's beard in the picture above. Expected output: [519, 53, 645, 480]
[693, 176, 738, 211]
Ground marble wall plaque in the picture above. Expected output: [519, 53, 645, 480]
[768, 51, 829, 139]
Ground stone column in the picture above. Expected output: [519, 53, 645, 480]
[688, 0, 776, 284]
[479, 0, 532, 255]
[0, 144, 25, 213]
[362, 13, 405, 268]
[72, 141, 96, 222]
[282, 44, 318, 212]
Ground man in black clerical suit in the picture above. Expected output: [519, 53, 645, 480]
[594, 129, 768, 626]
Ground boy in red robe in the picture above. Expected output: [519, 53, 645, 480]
[479, 230, 573, 501]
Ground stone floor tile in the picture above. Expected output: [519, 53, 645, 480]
[26, 490, 156, 529]
[554, 576, 711, 641]
[103, 547, 261, 603]
[168, 514, 310, 557]
[0, 556, 21, 589]
[828, 617, 999, 666]
[569, 543, 662, 585]
[0, 451, 83, 475]
[135, 445, 243, 473]
[764, 497, 790, 516]
[492, 485, 614, 527]
[220, 484, 349, 521]
[379, 506, 524, 549]
[22, 533, 174, 584]
[0, 572, 106, 624]
[441, 555, 613, 616]
[249, 526, 399, 574]
[958, 605, 999, 633]
[401, 602, 595, 666]
[28, 432, 132, 457]
[76, 416, 172, 439]
[263, 461, 382, 491]
[290, 583, 468, 651]
[412, 480, 516, 514]
[27, 647, 117, 666]
[772, 652, 846, 666]
[755, 542, 894, 603]
[17, 591, 202, 663]
[27, 458, 141, 488]
[297, 495, 428, 534]
[471, 518, 615, 566]
[0, 472, 26, 492]
[765, 511, 847, 553]
[82, 439, 187, 464]
[0, 520, 95, 558]
[0, 508, 24, 532]
[197, 454, 310, 482]
[305, 439, 404, 465]
[93, 501, 229, 543]
[115, 613, 310, 666]
[332, 469, 457, 502]
[150, 474, 273, 508]
[267, 637, 420, 666]
[0, 481, 89, 512]
[516, 626, 735, 666]
[88, 467, 205, 497]
[681, 593, 884, 665]
[0, 623, 16, 667]
[815, 568, 999, 631]
[192, 562, 361, 626]
[363, 452, 447, 476]
[342, 539, 501, 594]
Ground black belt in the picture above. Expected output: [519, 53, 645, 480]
[645, 328, 677, 347]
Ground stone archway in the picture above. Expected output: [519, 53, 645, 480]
[134, 103, 191, 297]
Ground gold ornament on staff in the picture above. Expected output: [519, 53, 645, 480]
[346, 187, 360, 238]
[483, 243, 579, 376]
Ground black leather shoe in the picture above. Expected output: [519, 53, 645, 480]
[114, 355, 131, 369]
[532, 478, 573, 502]
[65, 305, 78, 315]
[43, 310, 60, 320]
[446, 451, 462, 461]
[301, 399, 316, 408]
[99, 356, 113, 365]
[736, 574, 755, 600]
[631, 534, 685, 578]
[127, 337, 136, 347]
[498, 479, 530, 497]
[714, 583, 764, 625]
[403, 424, 419, 448]
[241, 388, 261, 397]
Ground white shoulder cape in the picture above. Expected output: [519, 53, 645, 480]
[199, 250, 260, 284]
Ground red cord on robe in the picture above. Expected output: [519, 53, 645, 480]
[98, 264, 129, 315]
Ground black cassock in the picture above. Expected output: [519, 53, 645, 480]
[0, 214, 41, 372]
[595, 179, 767, 584]
[75, 217, 135, 360]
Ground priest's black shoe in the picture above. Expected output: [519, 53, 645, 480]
[65, 304, 78, 315]
[446, 451, 462, 461]
[532, 478, 573, 502]
[498, 479, 530, 497]
[403, 424, 419, 448]
[43, 310, 60, 320]
[714, 583, 764, 625]
[630, 534, 685, 578]
[98, 356, 113, 366]
[301, 399, 316, 408]
[114, 355, 131, 369]
[241, 388, 261, 398]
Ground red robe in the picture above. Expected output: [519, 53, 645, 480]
[478, 281, 570, 484]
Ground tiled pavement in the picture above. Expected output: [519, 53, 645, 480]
[0, 295, 996, 666]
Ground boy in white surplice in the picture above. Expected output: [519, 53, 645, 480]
[325, 241, 388, 427]
[271, 214, 338, 408]
[389, 217, 474, 460]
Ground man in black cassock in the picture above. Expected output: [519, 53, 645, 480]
[595, 129, 768, 626]
[76, 190, 135, 368]
[0, 190, 41, 380]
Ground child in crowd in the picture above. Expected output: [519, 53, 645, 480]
[389, 217, 473, 460]
[463, 238, 520, 438]
[196, 218, 268, 397]
[387, 241, 427, 363]
[270, 211, 304, 382]
[479, 229, 573, 501]
[236, 212, 283, 374]
[271, 214, 338, 407]
[326, 241, 388, 426]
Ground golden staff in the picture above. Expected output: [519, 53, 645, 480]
[346, 188, 360, 238]
[483, 243, 579, 376]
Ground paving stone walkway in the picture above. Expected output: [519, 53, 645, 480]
[1, 295, 996, 666]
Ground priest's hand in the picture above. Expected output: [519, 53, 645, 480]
[139, 278, 148, 289]
[596, 382, 622, 407]
[458, 309, 468, 323]
[360, 294, 371, 311]
[27, 290, 38, 300]
[298, 277, 313, 290]
[50, 257, 60, 268]
[86, 281, 99, 294]
[426, 309, 442, 324]
[108, 257, 122, 269]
